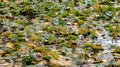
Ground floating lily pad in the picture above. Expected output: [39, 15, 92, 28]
[78, 28, 90, 35]
[0, 0, 120, 66]
[23, 55, 35, 65]
[113, 47, 120, 54]
[49, 51, 59, 60]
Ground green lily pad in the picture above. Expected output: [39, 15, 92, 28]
[43, 56, 51, 61]
[13, 43, 21, 50]
[91, 0, 97, 3]
[8, 34, 18, 41]
[23, 55, 35, 65]
[70, 35, 77, 40]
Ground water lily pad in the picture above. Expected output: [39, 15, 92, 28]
[23, 55, 35, 65]
[49, 51, 59, 60]
[43, 55, 51, 61]
[6, 42, 13, 48]
[113, 47, 120, 54]
[94, 2, 100, 12]
[8, 34, 18, 41]
[78, 28, 90, 35]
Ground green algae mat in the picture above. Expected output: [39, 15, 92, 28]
[0, 0, 120, 67]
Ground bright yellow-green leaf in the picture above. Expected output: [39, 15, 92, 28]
[49, 51, 59, 60]
[34, 46, 43, 52]
[78, 20, 84, 25]
[94, 2, 99, 11]
[78, 28, 89, 35]
[31, 33, 40, 41]
[0, 50, 3, 54]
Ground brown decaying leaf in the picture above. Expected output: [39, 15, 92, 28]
[31, 17, 39, 23]
[6, 42, 13, 48]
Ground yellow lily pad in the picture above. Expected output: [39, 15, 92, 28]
[78, 28, 89, 35]
[78, 20, 84, 25]
[94, 2, 100, 12]
[50, 51, 59, 60]
[0, 50, 3, 54]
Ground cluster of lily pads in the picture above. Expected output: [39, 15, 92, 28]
[0, 0, 120, 67]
